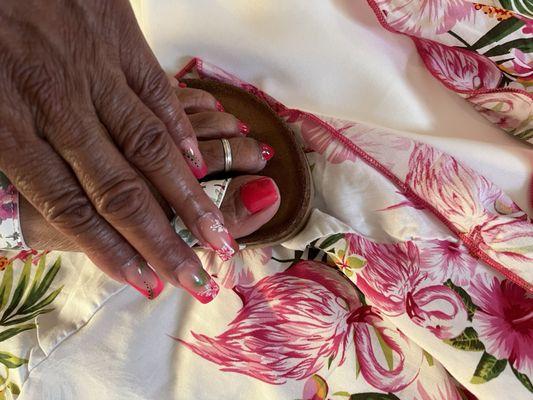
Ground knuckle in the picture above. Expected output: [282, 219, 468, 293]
[93, 175, 151, 226]
[13, 59, 54, 95]
[122, 116, 171, 170]
[139, 68, 169, 102]
[43, 188, 96, 233]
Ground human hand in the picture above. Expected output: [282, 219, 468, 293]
[0, 1, 237, 301]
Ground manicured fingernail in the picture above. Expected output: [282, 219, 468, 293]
[215, 101, 225, 112]
[260, 143, 275, 161]
[178, 81, 187, 88]
[197, 214, 238, 261]
[238, 121, 250, 136]
[121, 258, 164, 300]
[174, 260, 219, 303]
[240, 177, 279, 214]
[182, 138, 208, 179]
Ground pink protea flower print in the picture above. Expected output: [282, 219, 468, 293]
[406, 142, 498, 232]
[178, 261, 357, 384]
[298, 115, 412, 167]
[414, 38, 502, 92]
[469, 276, 533, 376]
[196, 247, 272, 288]
[478, 217, 533, 273]
[374, 0, 473, 36]
[346, 234, 469, 339]
[419, 240, 477, 287]
[328, 119, 413, 170]
[410, 363, 463, 400]
[178, 261, 423, 392]
[8, 250, 45, 265]
[299, 119, 358, 164]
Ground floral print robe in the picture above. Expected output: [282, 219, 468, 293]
[0, 1, 532, 399]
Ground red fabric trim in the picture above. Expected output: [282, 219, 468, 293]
[175, 57, 199, 79]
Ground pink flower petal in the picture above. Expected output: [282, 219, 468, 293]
[374, 0, 473, 36]
[178, 261, 357, 384]
[414, 38, 502, 91]
[354, 313, 423, 392]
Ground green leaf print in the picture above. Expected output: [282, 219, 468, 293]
[511, 364, 533, 393]
[7, 381, 21, 395]
[423, 350, 434, 366]
[484, 38, 533, 57]
[499, 0, 533, 17]
[444, 280, 477, 321]
[0, 352, 27, 369]
[0, 258, 32, 323]
[0, 263, 13, 311]
[319, 233, 344, 250]
[0, 253, 63, 397]
[471, 352, 507, 384]
[471, 18, 525, 50]
[373, 327, 394, 371]
[333, 392, 351, 397]
[349, 393, 401, 400]
[515, 128, 533, 141]
[1, 254, 62, 325]
[444, 327, 485, 351]
[0, 323, 36, 342]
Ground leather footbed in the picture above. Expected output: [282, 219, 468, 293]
[182, 78, 312, 246]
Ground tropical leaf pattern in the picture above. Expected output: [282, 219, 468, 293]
[0, 252, 62, 398]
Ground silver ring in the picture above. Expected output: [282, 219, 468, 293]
[221, 138, 232, 172]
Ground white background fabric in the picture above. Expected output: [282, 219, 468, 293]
[17, 1, 533, 399]
[136, 0, 532, 215]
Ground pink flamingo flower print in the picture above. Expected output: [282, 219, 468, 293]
[374, 0, 473, 36]
[346, 234, 469, 339]
[470, 276, 533, 377]
[178, 261, 422, 392]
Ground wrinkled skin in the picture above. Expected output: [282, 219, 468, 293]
[0, 1, 228, 288]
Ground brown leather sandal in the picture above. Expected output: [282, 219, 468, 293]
[182, 78, 313, 247]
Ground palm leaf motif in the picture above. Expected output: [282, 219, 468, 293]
[0, 255, 62, 326]
[0, 253, 63, 397]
